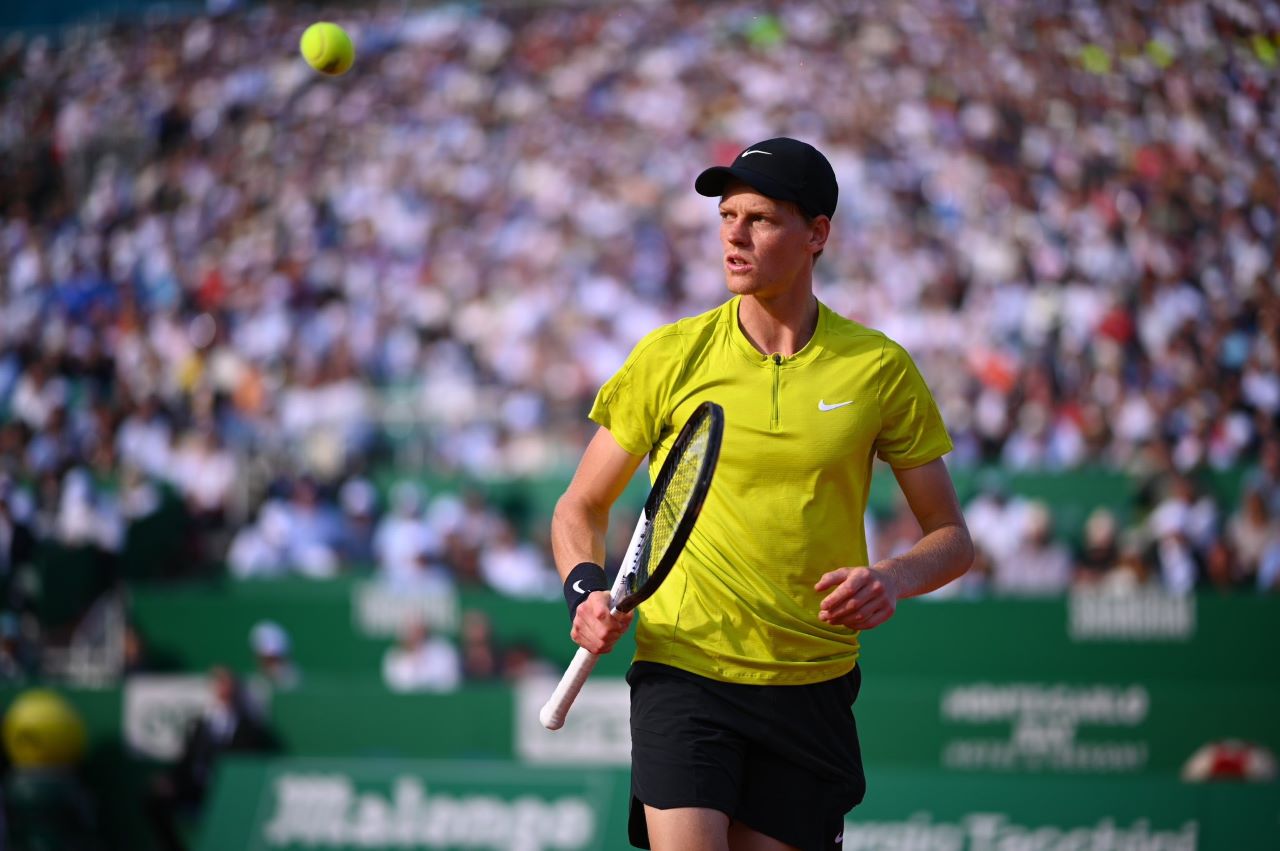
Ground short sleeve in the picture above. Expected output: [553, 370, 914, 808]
[874, 340, 953, 468]
[588, 328, 682, 457]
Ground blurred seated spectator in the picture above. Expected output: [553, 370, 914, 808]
[1228, 489, 1279, 584]
[991, 502, 1072, 596]
[427, 489, 503, 586]
[478, 519, 559, 599]
[337, 477, 378, 567]
[226, 501, 292, 580]
[1097, 535, 1159, 596]
[145, 667, 277, 851]
[382, 620, 461, 693]
[115, 396, 172, 479]
[249, 621, 301, 692]
[1074, 508, 1120, 586]
[280, 478, 341, 579]
[373, 482, 450, 589]
[500, 641, 555, 682]
[1257, 540, 1280, 594]
[54, 468, 122, 555]
[168, 425, 237, 569]
[0, 477, 36, 606]
[0, 613, 41, 683]
[1148, 500, 1206, 596]
[963, 476, 1030, 570]
[1148, 476, 1219, 555]
[1244, 440, 1280, 516]
[460, 609, 500, 682]
[1204, 540, 1246, 593]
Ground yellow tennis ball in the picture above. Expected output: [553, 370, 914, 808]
[300, 22, 354, 76]
[3, 689, 86, 768]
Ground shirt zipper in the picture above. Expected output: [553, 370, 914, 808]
[770, 353, 782, 431]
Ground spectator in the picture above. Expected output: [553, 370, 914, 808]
[168, 425, 237, 567]
[381, 620, 461, 693]
[372, 482, 449, 589]
[992, 502, 1073, 596]
[248, 620, 301, 692]
[1075, 508, 1121, 586]
[0, 613, 40, 683]
[1148, 504, 1205, 596]
[1227, 490, 1280, 584]
[477, 519, 559, 600]
[459, 609, 500, 682]
[1098, 535, 1158, 596]
[280, 478, 342, 579]
[145, 667, 277, 851]
[964, 477, 1030, 570]
[336, 477, 378, 568]
[500, 641, 555, 682]
[226, 501, 292, 580]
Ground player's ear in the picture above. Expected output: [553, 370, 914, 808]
[808, 214, 830, 259]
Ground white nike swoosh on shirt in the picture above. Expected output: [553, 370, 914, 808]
[818, 399, 853, 411]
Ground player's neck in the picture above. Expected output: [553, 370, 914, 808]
[737, 291, 819, 357]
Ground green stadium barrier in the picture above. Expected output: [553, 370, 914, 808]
[18, 590, 1280, 848]
[129, 578, 640, 679]
[195, 756, 1280, 850]
[130, 580, 1276, 686]
[368, 463, 1251, 550]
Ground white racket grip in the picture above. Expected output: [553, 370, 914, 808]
[540, 511, 648, 731]
[539, 644, 600, 730]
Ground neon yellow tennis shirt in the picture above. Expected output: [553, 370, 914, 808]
[589, 296, 953, 684]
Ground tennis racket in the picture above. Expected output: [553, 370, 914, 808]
[540, 400, 724, 731]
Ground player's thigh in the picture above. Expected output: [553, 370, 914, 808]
[644, 805, 731, 851]
[734, 748, 850, 851]
[629, 665, 746, 813]
[727, 819, 800, 851]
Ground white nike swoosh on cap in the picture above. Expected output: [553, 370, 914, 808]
[740, 149, 773, 157]
[818, 399, 853, 411]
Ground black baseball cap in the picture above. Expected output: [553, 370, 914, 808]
[695, 137, 838, 220]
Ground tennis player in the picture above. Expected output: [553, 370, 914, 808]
[552, 137, 974, 851]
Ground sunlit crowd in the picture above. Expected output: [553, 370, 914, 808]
[0, 0, 1277, 651]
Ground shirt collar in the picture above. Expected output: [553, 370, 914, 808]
[726, 296, 828, 367]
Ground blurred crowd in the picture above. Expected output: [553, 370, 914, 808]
[875, 437, 1280, 597]
[0, 0, 1278, 666]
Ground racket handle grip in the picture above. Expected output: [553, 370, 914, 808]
[539, 644, 600, 730]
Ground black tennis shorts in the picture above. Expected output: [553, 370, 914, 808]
[627, 661, 866, 850]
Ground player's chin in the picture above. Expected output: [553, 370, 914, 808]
[723, 272, 761, 294]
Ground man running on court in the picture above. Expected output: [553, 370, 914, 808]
[552, 137, 974, 851]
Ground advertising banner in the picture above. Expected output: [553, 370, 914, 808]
[197, 758, 1280, 851]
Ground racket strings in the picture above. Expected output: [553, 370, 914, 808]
[633, 416, 713, 593]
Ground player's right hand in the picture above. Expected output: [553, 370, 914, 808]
[571, 591, 633, 654]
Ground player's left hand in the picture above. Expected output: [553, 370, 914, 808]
[815, 564, 900, 630]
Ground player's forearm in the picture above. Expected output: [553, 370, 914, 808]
[875, 522, 973, 600]
[550, 492, 609, 580]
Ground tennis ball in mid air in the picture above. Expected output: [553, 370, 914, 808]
[300, 22, 354, 76]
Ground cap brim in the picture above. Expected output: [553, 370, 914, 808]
[695, 166, 805, 209]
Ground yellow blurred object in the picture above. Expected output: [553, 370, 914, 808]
[300, 22, 355, 76]
[3, 689, 87, 768]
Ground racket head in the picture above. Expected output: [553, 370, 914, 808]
[614, 400, 724, 612]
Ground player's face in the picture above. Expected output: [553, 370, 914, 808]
[718, 185, 826, 299]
